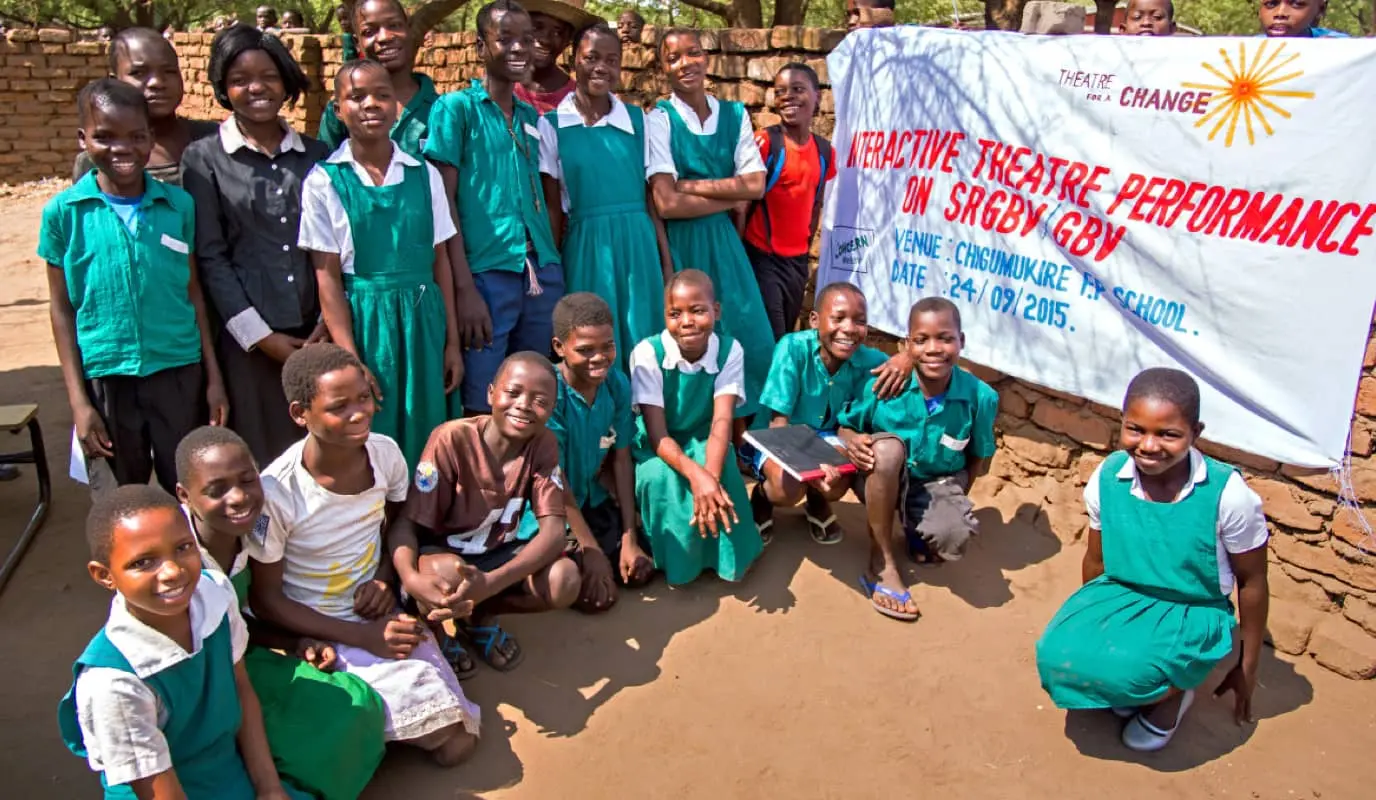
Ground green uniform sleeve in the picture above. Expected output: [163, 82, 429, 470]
[317, 100, 346, 149]
[611, 370, 634, 450]
[37, 195, 67, 267]
[758, 335, 801, 419]
[970, 381, 1000, 459]
[836, 380, 876, 432]
[851, 344, 891, 374]
[422, 95, 465, 168]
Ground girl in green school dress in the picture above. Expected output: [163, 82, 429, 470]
[539, 22, 672, 370]
[300, 60, 463, 468]
[646, 27, 775, 418]
[630, 271, 762, 585]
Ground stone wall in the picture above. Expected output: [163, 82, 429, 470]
[5, 25, 1374, 679]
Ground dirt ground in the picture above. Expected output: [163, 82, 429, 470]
[0, 184, 1368, 800]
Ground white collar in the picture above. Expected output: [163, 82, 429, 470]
[670, 92, 719, 123]
[325, 140, 419, 169]
[219, 117, 305, 155]
[659, 330, 721, 373]
[103, 570, 235, 679]
[554, 92, 635, 135]
[1114, 447, 1209, 503]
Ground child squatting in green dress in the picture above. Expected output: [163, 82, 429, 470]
[175, 426, 386, 799]
[1037, 368, 1270, 752]
[647, 27, 775, 419]
[538, 22, 672, 371]
[629, 270, 763, 584]
[60, 485, 302, 799]
[299, 59, 463, 469]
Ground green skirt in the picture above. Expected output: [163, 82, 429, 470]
[665, 212, 773, 418]
[1035, 575, 1236, 709]
[634, 436, 762, 585]
[244, 646, 387, 800]
[565, 204, 665, 372]
[347, 276, 449, 468]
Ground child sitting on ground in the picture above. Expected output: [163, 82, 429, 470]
[740, 63, 836, 341]
[837, 297, 998, 621]
[630, 270, 763, 585]
[519, 293, 653, 613]
[750, 283, 911, 545]
[60, 485, 299, 799]
[44, 79, 227, 496]
[175, 425, 386, 799]
[1120, 0, 1176, 34]
[1036, 368, 1269, 752]
[249, 344, 480, 766]
[392, 351, 581, 675]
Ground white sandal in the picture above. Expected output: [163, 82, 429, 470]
[1122, 689, 1195, 752]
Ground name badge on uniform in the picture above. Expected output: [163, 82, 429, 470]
[940, 434, 969, 452]
[160, 233, 189, 254]
[523, 122, 540, 140]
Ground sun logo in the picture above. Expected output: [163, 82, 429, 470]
[1180, 40, 1314, 147]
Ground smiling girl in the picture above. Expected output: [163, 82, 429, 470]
[538, 22, 671, 370]
[299, 59, 463, 469]
[1037, 368, 1270, 752]
[183, 26, 330, 467]
[647, 28, 774, 420]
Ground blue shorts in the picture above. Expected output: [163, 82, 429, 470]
[741, 427, 843, 481]
[459, 261, 565, 412]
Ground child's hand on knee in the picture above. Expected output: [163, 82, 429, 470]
[365, 613, 426, 660]
[353, 578, 395, 620]
[844, 434, 876, 472]
[688, 467, 736, 538]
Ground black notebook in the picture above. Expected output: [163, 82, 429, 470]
[743, 425, 857, 483]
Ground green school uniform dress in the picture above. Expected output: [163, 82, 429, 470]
[837, 366, 999, 480]
[203, 538, 386, 800]
[546, 102, 664, 370]
[1036, 451, 1238, 709]
[656, 99, 774, 418]
[632, 333, 762, 584]
[58, 572, 310, 800]
[759, 330, 889, 430]
[319, 159, 448, 469]
[318, 72, 439, 160]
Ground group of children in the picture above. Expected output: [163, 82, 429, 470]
[48, 2, 1276, 796]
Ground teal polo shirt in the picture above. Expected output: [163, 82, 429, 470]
[318, 72, 439, 161]
[838, 366, 999, 481]
[423, 80, 560, 274]
[550, 367, 634, 509]
[38, 171, 201, 379]
[759, 330, 890, 430]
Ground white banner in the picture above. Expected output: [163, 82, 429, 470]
[818, 29, 1376, 468]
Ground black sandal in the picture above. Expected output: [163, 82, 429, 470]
[436, 629, 478, 680]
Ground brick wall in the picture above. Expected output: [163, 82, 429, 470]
[5, 25, 1373, 679]
[0, 29, 108, 183]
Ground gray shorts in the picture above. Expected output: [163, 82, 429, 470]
[856, 437, 978, 560]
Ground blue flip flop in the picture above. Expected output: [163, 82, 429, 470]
[859, 575, 920, 621]
[436, 630, 478, 680]
[459, 622, 525, 671]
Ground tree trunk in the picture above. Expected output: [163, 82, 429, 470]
[678, 0, 764, 27]
[410, 0, 471, 36]
[1094, 0, 1116, 33]
[773, 0, 807, 26]
[984, 0, 1026, 31]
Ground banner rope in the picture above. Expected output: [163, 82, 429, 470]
[1331, 434, 1374, 556]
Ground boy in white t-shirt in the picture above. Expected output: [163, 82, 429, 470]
[247, 343, 480, 767]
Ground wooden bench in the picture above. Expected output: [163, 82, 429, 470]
[0, 404, 50, 595]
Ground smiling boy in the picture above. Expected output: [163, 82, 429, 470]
[1120, 0, 1176, 34]
[515, 1, 598, 113]
[838, 297, 999, 621]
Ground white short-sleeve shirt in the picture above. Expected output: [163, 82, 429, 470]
[629, 331, 746, 409]
[298, 141, 456, 274]
[1083, 448, 1269, 595]
[72, 570, 248, 788]
[537, 93, 652, 212]
[259, 433, 410, 622]
[645, 93, 766, 180]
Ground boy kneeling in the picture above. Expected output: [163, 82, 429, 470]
[838, 298, 998, 621]
[393, 352, 582, 674]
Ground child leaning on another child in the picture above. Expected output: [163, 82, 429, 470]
[1037, 368, 1270, 752]
[838, 297, 998, 621]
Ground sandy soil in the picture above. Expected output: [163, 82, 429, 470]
[0, 184, 1367, 799]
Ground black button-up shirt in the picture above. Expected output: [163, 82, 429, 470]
[182, 120, 329, 349]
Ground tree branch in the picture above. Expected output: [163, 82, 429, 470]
[409, 0, 472, 36]
[676, 0, 733, 22]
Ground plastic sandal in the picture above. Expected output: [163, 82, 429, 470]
[858, 575, 920, 621]
[460, 622, 525, 672]
[436, 630, 478, 680]
[806, 513, 844, 545]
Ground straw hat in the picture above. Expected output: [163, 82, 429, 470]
[521, 0, 601, 31]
